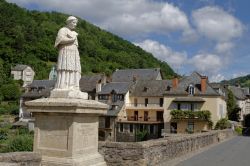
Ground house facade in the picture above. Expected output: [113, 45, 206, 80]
[228, 86, 250, 125]
[11, 64, 35, 87]
[163, 72, 227, 134]
[116, 80, 167, 142]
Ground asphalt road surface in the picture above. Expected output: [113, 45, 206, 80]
[177, 136, 250, 166]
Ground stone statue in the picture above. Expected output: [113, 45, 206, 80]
[50, 16, 87, 99]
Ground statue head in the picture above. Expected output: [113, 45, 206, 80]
[66, 16, 78, 30]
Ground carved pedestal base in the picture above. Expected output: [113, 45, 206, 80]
[25, 98, 108, 166]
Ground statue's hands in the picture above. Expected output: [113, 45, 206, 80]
[72, 31, 78, 37]
[67, 32, 78, 40]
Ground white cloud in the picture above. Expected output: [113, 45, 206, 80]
[210, 74, 225, 82]
[192, 6, 244, 42]
[190, 53, 221, 74]
[7, 0, 192, 36]
[134, 40, 187, 70]
[232, 72, 248, 79]
[215, 42, 234, 53]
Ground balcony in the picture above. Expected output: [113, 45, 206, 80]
[126, 103, 163, 109]
[170, 110, 211, 121]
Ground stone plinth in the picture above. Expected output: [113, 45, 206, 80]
[25, 98, 108, 166]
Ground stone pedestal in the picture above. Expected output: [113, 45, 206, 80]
[25, 98, 108, 166]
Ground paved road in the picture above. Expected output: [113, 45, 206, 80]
[177, 136, 250, 166]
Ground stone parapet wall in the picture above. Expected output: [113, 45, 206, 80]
[99, 129, 235, 166]
[0, 130, 235, 166]
[0, 152, 41, 166]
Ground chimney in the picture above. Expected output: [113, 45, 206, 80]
[133, 75, 137, 82]
[201, 76, 208, 93]
[172, 77, 178, 89]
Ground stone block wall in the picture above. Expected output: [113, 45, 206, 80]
[99, 129, 235, 166]
[0, 152, 41, 166]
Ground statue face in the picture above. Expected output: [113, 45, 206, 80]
[67, 20, 78, 30]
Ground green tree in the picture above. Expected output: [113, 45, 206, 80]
[0, 83, 21, 101]
[227, 89, 240, 121]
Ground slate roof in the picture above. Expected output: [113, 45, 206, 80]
[130, 80, 172, 97]
[98, 82, 133, 95]
[228, 86, 247, 100]
[111, 68, 161, 82]
[12, 65, 29, 71]
[22, 80, 56, 99]
[99, 100, 125, 116]
[80, 74, 104, 92]
[164, 72, 220, 96]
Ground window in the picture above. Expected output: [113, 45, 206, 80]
[150, 125, 154, 134]
[98, 95, 108, 100]
[188, 84, 195, 95]
[105, 117, 110, 128]
[181, 103, 189, 110]
[160, 98, 164, 107]
[120, 123, 124, 132]
[129, 124, 133, 133]
[187, 121, 194, 132]
[157, 111, 164, 121]
[166, 86, 171, 91]
[117, 94, 124, 101]
[143, 87, 148, 92]
[112, 94, 117, 102]
[145, 98, 148, 107]
[134, 111, 138, 121]
[144, 111, 149, 121]
[177, 103, 181, 110]
[134, 98, 138, 107]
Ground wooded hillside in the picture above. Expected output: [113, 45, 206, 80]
[0, 0, 176, 86]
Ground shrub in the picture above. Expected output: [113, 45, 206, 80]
[235, 127, 242, 135]
[136, 130, 148, 141]
[215, 118, 230, 130]
[170, 110, 211, 121]
[1, 134, 33, 152]
[0, 128, 9, 140]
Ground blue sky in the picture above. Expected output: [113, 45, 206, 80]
[7, 0, 250, 82]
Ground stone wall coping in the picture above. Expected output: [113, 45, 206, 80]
[25, 98, 108, 114]
[99, 129, 233, 148]
[0, 152, 41, 163]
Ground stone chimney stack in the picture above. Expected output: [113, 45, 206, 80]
[133, 75, 137, 82]
[201, 76, 208, 93]
[172, 77, 179, 89]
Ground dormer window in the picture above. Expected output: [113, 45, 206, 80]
[143, 87, 148, 92]
[166, 86, 171, 91]
[188, 84, 195, 95]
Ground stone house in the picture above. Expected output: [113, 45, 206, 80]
[97, 68, 163, 142]
[163, 72, 227, 134]
[116, 80, 168, 142]
[11, 64, 35, 87]
[20, 80, 56, 118]
[18, 80, 56, 130]
[97, 82, 133, 141]
[228, 85, 250, 124]
[80, 74, 107, 100]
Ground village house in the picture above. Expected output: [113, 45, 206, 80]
[116, 80, 168, 141]
[97, 68, 163, 141]
[228, 85, 250, 125]
[163, 72, 227, 134]
[11, 64, 35, 87]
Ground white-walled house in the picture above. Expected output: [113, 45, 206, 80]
[11, 64, 35, 87]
